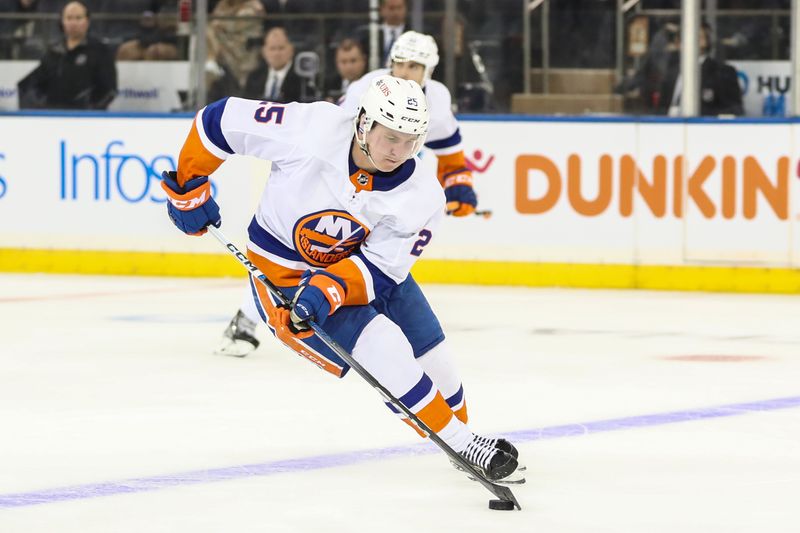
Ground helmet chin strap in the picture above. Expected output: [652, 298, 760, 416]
[360, 142, 382, 172]
[365, 151, 382, 172]
[355, 115, 383, 172]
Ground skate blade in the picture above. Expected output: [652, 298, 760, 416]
[214, 339, 256, 357]
[452, 460, 527, 473]
[467, 470, 526, 485]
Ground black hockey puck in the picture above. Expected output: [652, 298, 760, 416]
[488, 499, 515, 511]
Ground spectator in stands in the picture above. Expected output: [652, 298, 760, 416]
[356, 0, 408, 67]
[243, 26, 303, 102]
[17, 0, 117, 109]
[616, 21, 680, 113]
[0, 0, 39, 59]
[657, 22, 743, 116]
[205, 0, 264, 97]
[324, 37, 366, 102]
[115, 0, 179, 60]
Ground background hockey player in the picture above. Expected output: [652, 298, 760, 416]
[342, 30, 478, 218]
[160, 76, 523, 484]
[219, 30, 478, 358]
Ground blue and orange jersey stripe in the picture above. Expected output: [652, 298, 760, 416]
[327, 257, 372, 305]
[177, 98, 233, 185]
[435, 150, 469, 186]
[425, 127, 462, 153]
[247, 250, 304, 288]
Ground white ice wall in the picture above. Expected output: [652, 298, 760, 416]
[0, 114, 798, 268]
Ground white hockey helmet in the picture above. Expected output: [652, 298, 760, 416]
[388, 31, 440, 83]
[354, 75, 429, 166]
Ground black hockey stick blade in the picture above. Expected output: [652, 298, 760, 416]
[491, 484, 522, 510]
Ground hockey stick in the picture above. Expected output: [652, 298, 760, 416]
[447, 208, 493, 219]
[207, 225, 521, 510]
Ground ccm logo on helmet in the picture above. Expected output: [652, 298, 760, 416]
[401, 116, 421, 123]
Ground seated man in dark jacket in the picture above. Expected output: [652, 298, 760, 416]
[324, 38, 366, 102]
[18, 0, 117, 109]
[243, 26, 303, 103]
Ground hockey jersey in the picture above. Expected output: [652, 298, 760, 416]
[177, 97, 445, 305]
[339, 69, 469, 184]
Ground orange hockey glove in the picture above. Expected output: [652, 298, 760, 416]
[443, 169, 477, 217]
[266, 304, 314, 350]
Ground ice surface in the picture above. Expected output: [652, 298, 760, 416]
[1, 273, 798, 532]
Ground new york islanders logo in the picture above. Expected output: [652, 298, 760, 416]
[293, 210, 369, 267]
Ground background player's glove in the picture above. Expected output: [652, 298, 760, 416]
[289, 270, 347, 329]
[161, 171, 221, 235]
[443, 169, 478, 217]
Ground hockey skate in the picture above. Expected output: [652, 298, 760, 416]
[456, 434, 526, 485]
[214, 309, 260, 357]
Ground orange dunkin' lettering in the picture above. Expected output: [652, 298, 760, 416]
[619, 154, 667, 217]
[514, 153, 790, 220]
[743, 156, 789, 220]
[686, 156, 716, 218]
[721, 156, 736, 219]
[567, 154, 612, 216]
[515, 155, 561, 214]
[672, 155, 716, 218]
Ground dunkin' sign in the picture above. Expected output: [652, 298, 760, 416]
[515, 153, 792, 220]
[432, 119, 800, 266]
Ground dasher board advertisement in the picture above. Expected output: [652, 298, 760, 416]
[1, 114, 798, 277]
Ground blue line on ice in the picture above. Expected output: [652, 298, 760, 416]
[2, 395, 798, 508]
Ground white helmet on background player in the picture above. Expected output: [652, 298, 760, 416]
[388, 31, 439, 84]
[354, 75, 429, 168]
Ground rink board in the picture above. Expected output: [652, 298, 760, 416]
[0, 112, 799, 293]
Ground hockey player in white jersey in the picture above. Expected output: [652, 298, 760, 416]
[218, 30, 479, 358]
[161, 76, 524, 484]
